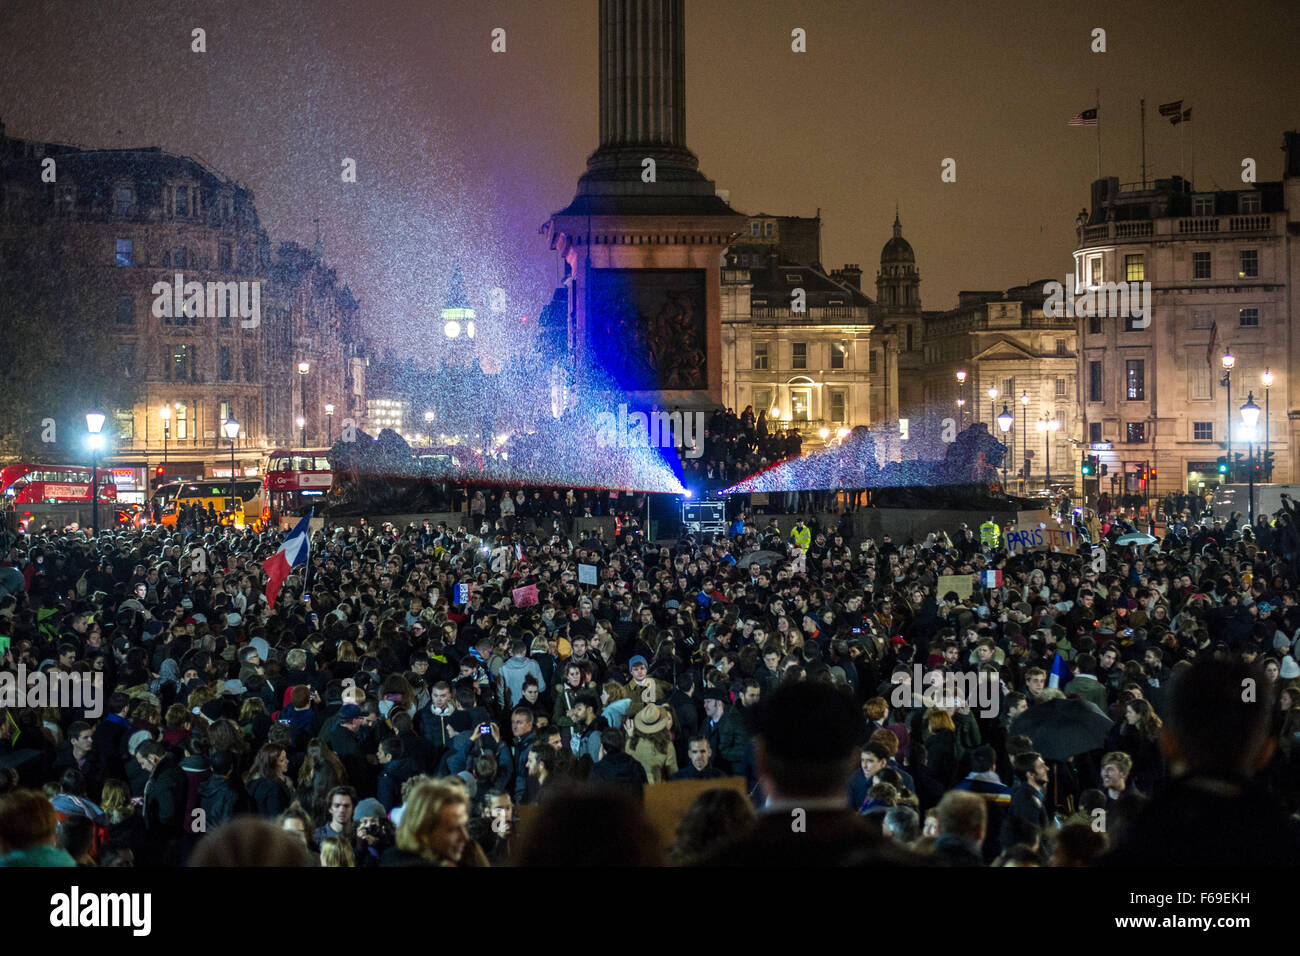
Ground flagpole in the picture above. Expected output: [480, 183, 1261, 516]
[1095, 88, 1102, 180]
[1140, 98, 1147, 188]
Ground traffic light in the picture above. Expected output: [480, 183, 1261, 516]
[1217, 457, 1229, 476]
[1082, 455, 1097, 476]
[153, 465, 165, 489]
[1100, 463, 1108, 476]
[1262, 450, 1275, 480]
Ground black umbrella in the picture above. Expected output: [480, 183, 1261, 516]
[1009, 697, 1113, 761]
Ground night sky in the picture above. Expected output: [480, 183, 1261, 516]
[2, 0, 1297, 356]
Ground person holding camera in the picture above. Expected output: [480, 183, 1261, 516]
[352, 797, 394, 867]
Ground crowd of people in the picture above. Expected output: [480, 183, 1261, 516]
[1, 485, 1298, 868]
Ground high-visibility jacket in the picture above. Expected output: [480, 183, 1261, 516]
[979, 521, 1000, 547]
[790, 524, 812, 551]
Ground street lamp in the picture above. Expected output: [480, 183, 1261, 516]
[297, 361, 310, 445]
[956, 370, 967, 430]
[1262, 368, 1273, 478]
[1221, 349, 1235, 476]
[325, 403, 335, 445]
[160, 405, 171, 482]
[1020, 391, 1030, 487]
[1036, 415, 1060, 486]
[222, 418, 241, 515]
[996, 403, 1013, 488]
[86, 411, 106, 536]
[987, 385, 999, 430]
[1241, 392, 1260, 524]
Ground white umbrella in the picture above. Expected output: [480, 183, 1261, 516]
[1115, 531, 1156, 546]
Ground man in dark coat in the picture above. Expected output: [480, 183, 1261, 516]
[1001, 751, 1049, 850]
[137, 739, 186, 866]
[92, 691, 134, 783]
[670, 736, 727, 781]
[1099, 659, 1300, 866]
[695, 682, 928, 867]
[587, 728, 648, 795]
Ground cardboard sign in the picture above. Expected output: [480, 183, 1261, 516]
[941, 574, 975, 600]
[1007, 511, 1079, 553]
[577, 563, 598, 585]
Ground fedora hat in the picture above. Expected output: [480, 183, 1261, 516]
[633, 703, 669, 735]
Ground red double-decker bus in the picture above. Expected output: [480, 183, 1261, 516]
[0, 463, 117, 504]
[264, 449, 332, 521]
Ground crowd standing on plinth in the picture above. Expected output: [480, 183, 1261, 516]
[2, 483, 1299, 867]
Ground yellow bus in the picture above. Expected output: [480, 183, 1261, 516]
[154, 479, 266, 529]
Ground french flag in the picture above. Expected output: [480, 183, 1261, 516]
[263, 512, 312, 608]
[979, 570, 1002, 588]
[1048, 652, 1069, 689]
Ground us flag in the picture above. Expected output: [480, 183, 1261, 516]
[1069, 107, 1098, 127]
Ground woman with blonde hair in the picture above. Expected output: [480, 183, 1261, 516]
[381, 780, 487, 867]
[624, 703, 678, 783]
[319, 835, 355, 867]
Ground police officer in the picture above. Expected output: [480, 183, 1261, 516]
[979, 515, 1001, 550]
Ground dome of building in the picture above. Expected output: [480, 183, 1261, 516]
[880, 213, 914, 264]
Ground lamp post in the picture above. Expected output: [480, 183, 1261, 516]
[987, 384, 999, 431]
[996, 403, 1013, 489]
[86, 411, 105, 536]
[1020, 390, 1030, 489]
[1037, 414, 1060, 487]
[297, 361, 310, 445]
[222, 418, 241, 515]
[1221, 349, 1235, 478]
[325, 403, 335, 445]
[1241, 393, 1259, 525]
[956, 369, 967, 430]
[1262, 368, 1273, 479]
[160, 405, 171, 482]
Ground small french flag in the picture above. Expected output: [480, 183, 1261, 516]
[979, 570, 1002, 588]
[453, 583, 473, 605]
[1049, 652, 1068, 689]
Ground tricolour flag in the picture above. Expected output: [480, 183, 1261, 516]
[1068, 107, 1098, 127]
[1169, 108, 1191, 126]
[1205, 320, 1218, 369]
[1157, 99, 1184, 117]
[262, 512, 312, 608]
[512, 583, 539, 608]
[453, 582, 473, 605]
[1048, 652, 1068, 689]
[979, 569, 1002, 588]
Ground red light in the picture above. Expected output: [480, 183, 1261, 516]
[521, 316, 529, 323]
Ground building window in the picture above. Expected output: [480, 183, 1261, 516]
[791, 343, 807, 370]
[764, 222, 774, 237]
[219, 346, 232, 381]
[242, 349, 256, 382]
[1193, 251, 1211, 279]
[869, 351, 879, 374]
[219, 242, 233, 272]
[1126, 421, 1147, 443]
[174, 187, 189, 217]
[1189, 361, 1211, 401]
[1089, 422, 1102, 444]
[1089, 361, 1103, 402]
[1193, 196, 1214, 216]
[1239, 192, 1261, 214]
[1125, 254, 1145, 281]
[117, 344, 136, 378]
[170, 245, 187, 270]
[1055, 338, 1067, 355]
[906, 325, 913, 352]
[752, 341, 769, 370]
[1125, 360, 1145, 400]
[114, 409, 134, 441]
[753, 389, 771, 415]
[175, 404, 189, 440]
[830, 391, 846, 423]
[115, 295, 134, 325]
[169, 345, 189, 381]
[1086, 254, 1103, 286]
[1239, 249, 1258, 278]
[1239, 308, 1259, 327]
[115, 238, 133, 267]
[750, 222, 760, 236]
[219, 401, 233, 423]
[113, 187, 133, 216]
[830, 341, 846, 369]
[1055, 377, 1067, 397]
[1088, 316, 1102, 335]
[1193, 421, 1213, 440]
[1191, 309, 1213, 329]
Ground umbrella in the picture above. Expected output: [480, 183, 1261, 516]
[1009, 697, 1113, 761]
[741, 550, 786, 568]
[1115, 531, 1156, 546]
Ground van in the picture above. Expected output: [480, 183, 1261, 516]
[159, 479, 266, 529]
[1209, 484, 1300, 522]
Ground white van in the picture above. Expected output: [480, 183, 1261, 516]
[1209, 484, 1300, 521]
